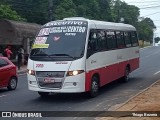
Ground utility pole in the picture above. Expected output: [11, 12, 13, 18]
[117, 0, 120, 23]
[117, 9, 120, 22]
[117, 0, 124, 23]
[48, 0, 54, 21]
[153, 30, 157, 46]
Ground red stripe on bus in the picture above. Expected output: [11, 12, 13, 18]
[85, 57, 139, 92]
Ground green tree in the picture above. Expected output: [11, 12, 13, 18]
[73, 0, 112, 21]
[137, 18, 156, 42]
[155, 37, 160, 43]
[0, 4, 25, 21]
[55, 0, 77, 20]
[3, 0, 113, 23]
[78, 0, 99, 19]
[111, 0, 140, 26]
[3, 0, 48, 24]
[97, 0, 113, 21]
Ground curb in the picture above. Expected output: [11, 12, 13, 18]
[140, 46, 152, 50]
[113, 79, 160, 111]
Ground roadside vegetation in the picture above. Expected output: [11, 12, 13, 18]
[0, 0, 157, 44]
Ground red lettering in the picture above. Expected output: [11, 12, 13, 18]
[36, 64, 44, 68]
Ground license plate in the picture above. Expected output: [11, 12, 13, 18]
[43, 77, 55, 83]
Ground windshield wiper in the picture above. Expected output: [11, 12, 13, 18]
[32, 54, 48, 56]
[31, 54, 55, 60]
[49, 54, 75, 59]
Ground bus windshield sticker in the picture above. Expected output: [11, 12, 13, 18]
[50, 26, 86, 33]
[38, 28, 50, 36]
[34, 37, 47, 44]
[65, 33, 76, 36]
[44, 21, 85, 27]
[53, 36, 60, 41]
[32, 44, 49, 49]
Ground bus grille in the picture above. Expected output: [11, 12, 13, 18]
[36, 71, 65, 78]
[36, 71, 65, 89]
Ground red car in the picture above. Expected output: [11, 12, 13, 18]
[0, 57, 18, 90]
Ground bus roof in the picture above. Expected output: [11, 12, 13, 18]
[44, 17, 136, 31]
[89, 20, 136, 31]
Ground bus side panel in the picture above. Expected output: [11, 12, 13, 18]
[85, 63, 119, 92]
[130, 57, 139, 72]
[85, 58, 139, 92]
[118, 57, 139, 78]
[118, 60, 129, 78]
[117, 47, 140, 78]
[85, 51, 119, 91]
[100, 63, 119, 86]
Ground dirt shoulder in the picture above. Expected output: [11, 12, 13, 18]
[97, 80, 160, 120]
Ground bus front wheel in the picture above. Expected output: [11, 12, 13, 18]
[89, 76, 99, 98]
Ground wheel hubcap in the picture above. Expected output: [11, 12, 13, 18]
[92, 81, 98, 93]
[10, 79, 16, 89]
[126, 69, 129, 81]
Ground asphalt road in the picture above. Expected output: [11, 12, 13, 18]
[1, 46, 160, 120]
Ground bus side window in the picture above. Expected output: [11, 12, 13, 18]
[131, 31, 138, 46]
[106, 31, 117, 50]
[97, 30, 107, 51]
[116, 31, 125, 48]
[124, 32, 132, 47]
[87, 30, 97, 57]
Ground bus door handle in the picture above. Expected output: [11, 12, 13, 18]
[117, 56, 122, 59]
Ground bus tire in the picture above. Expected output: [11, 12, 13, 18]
[123, 66, 130, 82]
[89, 76, 99, 98]
[38, 92, 49, 97]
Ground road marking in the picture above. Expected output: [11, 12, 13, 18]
[154, 71, 160, 75]
[0, 94, 9, 98]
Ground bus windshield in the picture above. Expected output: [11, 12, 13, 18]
[30, 21, 88, 61]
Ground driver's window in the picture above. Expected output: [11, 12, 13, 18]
[88, 30, 97, 50]
[87, 30, 97, 57]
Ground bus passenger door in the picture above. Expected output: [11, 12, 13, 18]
[86, 30, 100, 90]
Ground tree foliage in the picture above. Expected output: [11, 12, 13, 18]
[155, 37, 160, 43]
[1, 0, 157, 41]
[137, 18, 156, 42]
[55, 0, 77, 20]
[0, 4, 25, 21]
[111, 0, 140, 25]
[2, 0, 48, 24]
[74, 0, 100, 20]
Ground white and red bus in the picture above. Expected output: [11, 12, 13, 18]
[27, 17, 139, 97]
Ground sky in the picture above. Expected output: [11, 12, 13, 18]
[122, 0, 160, 37]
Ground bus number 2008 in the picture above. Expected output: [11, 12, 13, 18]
[36, 64, 44, 68]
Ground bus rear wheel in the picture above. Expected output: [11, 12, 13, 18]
[123, 67, 130, 82]
[89, 76, 99, 98]
[119, 66, 130, 83]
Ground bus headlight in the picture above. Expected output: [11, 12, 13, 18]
[27, 69, 35, 76]
[67, 70, 84, 76]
